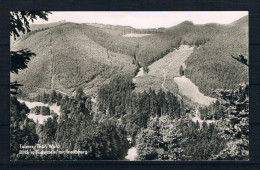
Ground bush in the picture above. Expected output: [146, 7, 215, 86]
[40, 106, 50, 115]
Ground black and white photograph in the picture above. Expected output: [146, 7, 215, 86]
[10, 11, 249, 161]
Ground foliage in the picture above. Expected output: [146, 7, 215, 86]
[40, 106, 50, 115]
[180, 121, 226, 160]
[10, 96, 39, 160]
[98, 75, 183, 119]
[97, 75, 135, 116]
[143, 65, 149, 73]
[23, 88, 130, 160]
[179, 65, 184, 76]
[211, 84, 249, 160]
[98, 75, 184, 144]
[10, 12, 51, 160]
[10, 81, 24, 95]
[136, 116, 183, 160]
[37, 116, 58, 144]
[10, 14, 249, 161]
[11, 22, 135, 94]
[10, 49, 36, 74]
[53, 89, 130, 160]
[29, 105, 51, 115]
[136, 115, 226, 160]
[199, 100, 226, 120]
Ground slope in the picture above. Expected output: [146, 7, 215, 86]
[184, 16, 248, 96]
[11, 16, 248, 98]
[133, 45, 194, 94]
[11, 22, 135, 96]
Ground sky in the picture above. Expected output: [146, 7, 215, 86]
[31, 11, 248, 29]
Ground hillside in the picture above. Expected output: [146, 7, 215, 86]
[11, 22, 136, 96]
[10, 22, 66, 47]
[11, 16, 248, 98]
[185, 15, 248, 96]
[84, 21, 224, 67]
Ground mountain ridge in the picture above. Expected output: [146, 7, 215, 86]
[11, 15, 248, 97]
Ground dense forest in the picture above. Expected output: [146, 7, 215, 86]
[12, 74, 249, 160]
[12, 87, 130, 160]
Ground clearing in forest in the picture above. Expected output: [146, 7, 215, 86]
[174, 76, 216, 106]
[133, 45, 194, 93]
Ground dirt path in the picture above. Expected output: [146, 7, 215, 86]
[125, 147, 137, 160]
[55, 89, 67, 96]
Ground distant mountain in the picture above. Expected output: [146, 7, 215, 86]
[30, 21, 67, 31]
[86, 23, 166, 35]
[11, 15, 248, 97]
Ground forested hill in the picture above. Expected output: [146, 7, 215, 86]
[11, 22, 136, 95]
[185, 15, 248, 96]
[11, 15, 248, 96]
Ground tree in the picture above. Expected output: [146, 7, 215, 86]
[50, 90, 57, 103]
[10, 49, 36, 75]
[38, 117, 58, 144]
[10, 96, 39, 160]
[136, 117, 183, 160]
[10, 11, 51, 40]
[211, 84, 249, 160]
[75, 86, 85, 101]
[179, 65, 184, 76]
[40, 106, 50, 115]
[56, 93, 63, 106]
[143, 65, 149, 73]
